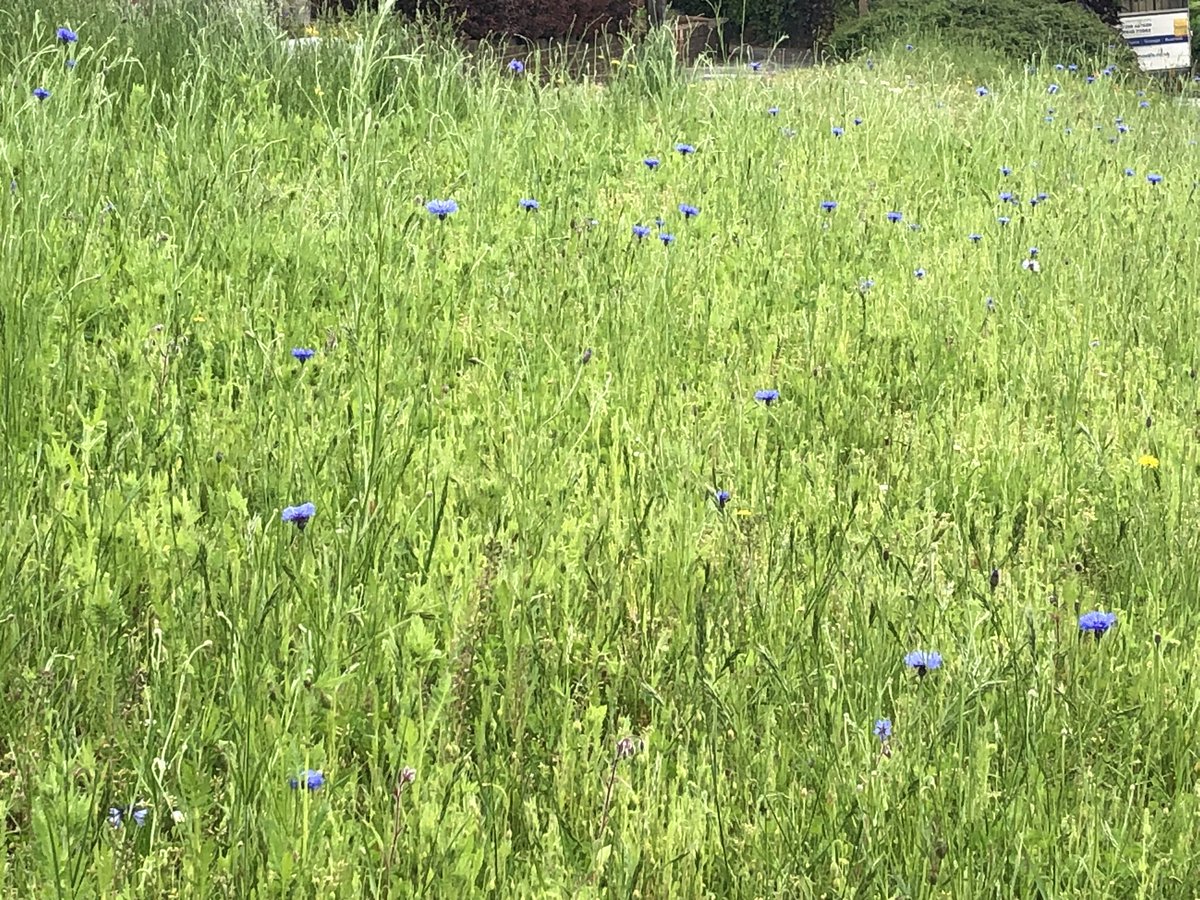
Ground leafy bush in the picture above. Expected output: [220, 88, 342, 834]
[668, 0, 840, 46]
[1078, 0, 1121, 24]
[826, 0, 1125, 64]
[1193, 1, 1200, 70]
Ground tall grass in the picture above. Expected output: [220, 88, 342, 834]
[2, 2, 1200, 896]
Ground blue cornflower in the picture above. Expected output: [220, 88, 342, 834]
[1079, 611, 1117, 638]
[904, 650, 942, 675]
[1086, 75, 1095, 84]
[654, 217, 665, 227]
[820, 200, 838, 212]
[997, 216, 1011, 226]
[968, 233, 982, 243]
[831, 126, 844, 137]
[1054, 64, 1065, 71]
[1147, 173, 1163, 185]
[425, 198, 458, 219]
[32, 87, 50, 101]
[886, 211, 902, 223]
[57, 26, 78, 43]
[65, 58, 76, 69]
[905, 44, 914, 51]
[714, 490, 731, 509]
[678, 203, 700, 218]
[754, 389, 779, 405]
[976, 86, 988, 97]
[1036, 192, 1049, 202]
[1044, 116, 1054, 124]
[289, 769, 325, 791]
[281, 502, 316, 530]
[749, 60, 762, 71]
[632, 224, 651, 240]
[1139, 100, 1150, 109]
[1028, 246, 1039, 257]
[659, 232, 674, 246]
[508, 60, 525, 74]
[859, 278, 874, 293]
[985, 296, 996, 312]
[913, 268, 926, 279]
[873, 719, 892, 741]
[1001, 166, 1012, 176]
[675, 143, 695, 155]
[866, 59, 874, 70]
[1048, 83, 1060, 94]
[1117, 123, 1129, 134]
[519, 197, 539, 211]
[767, 106, 779, 116]
[108, 805, 148, 828]
[1068, 64, 1078, 72]
[999, 191, 1015, 203]
[291, 347, 315, 364]
[1124, 167, 1135, 177]
[644, 157, 660, 170]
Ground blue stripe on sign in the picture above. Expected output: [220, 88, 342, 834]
[1126, 35, 1189, 47]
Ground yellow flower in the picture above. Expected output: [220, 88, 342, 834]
[735, 508, 752, 519]
[1139, 454, 1159, 469]
[192, 314, 206, 323]
[315, 85, 324, 97]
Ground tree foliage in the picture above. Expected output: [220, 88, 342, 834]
[667, 0, 840, 46]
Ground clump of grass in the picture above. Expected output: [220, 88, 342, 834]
[0, 2, 1197, 895]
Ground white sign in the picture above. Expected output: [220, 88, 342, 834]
[1120, 10, 1191, 72]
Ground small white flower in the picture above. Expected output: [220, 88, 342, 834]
[1022, 259, 1040, 273]
[171, 809, 186, 824]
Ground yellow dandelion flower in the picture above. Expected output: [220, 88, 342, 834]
[1139, 454, 1159, 469]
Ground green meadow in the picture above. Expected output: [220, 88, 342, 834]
[3, 2, 1200, 896]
